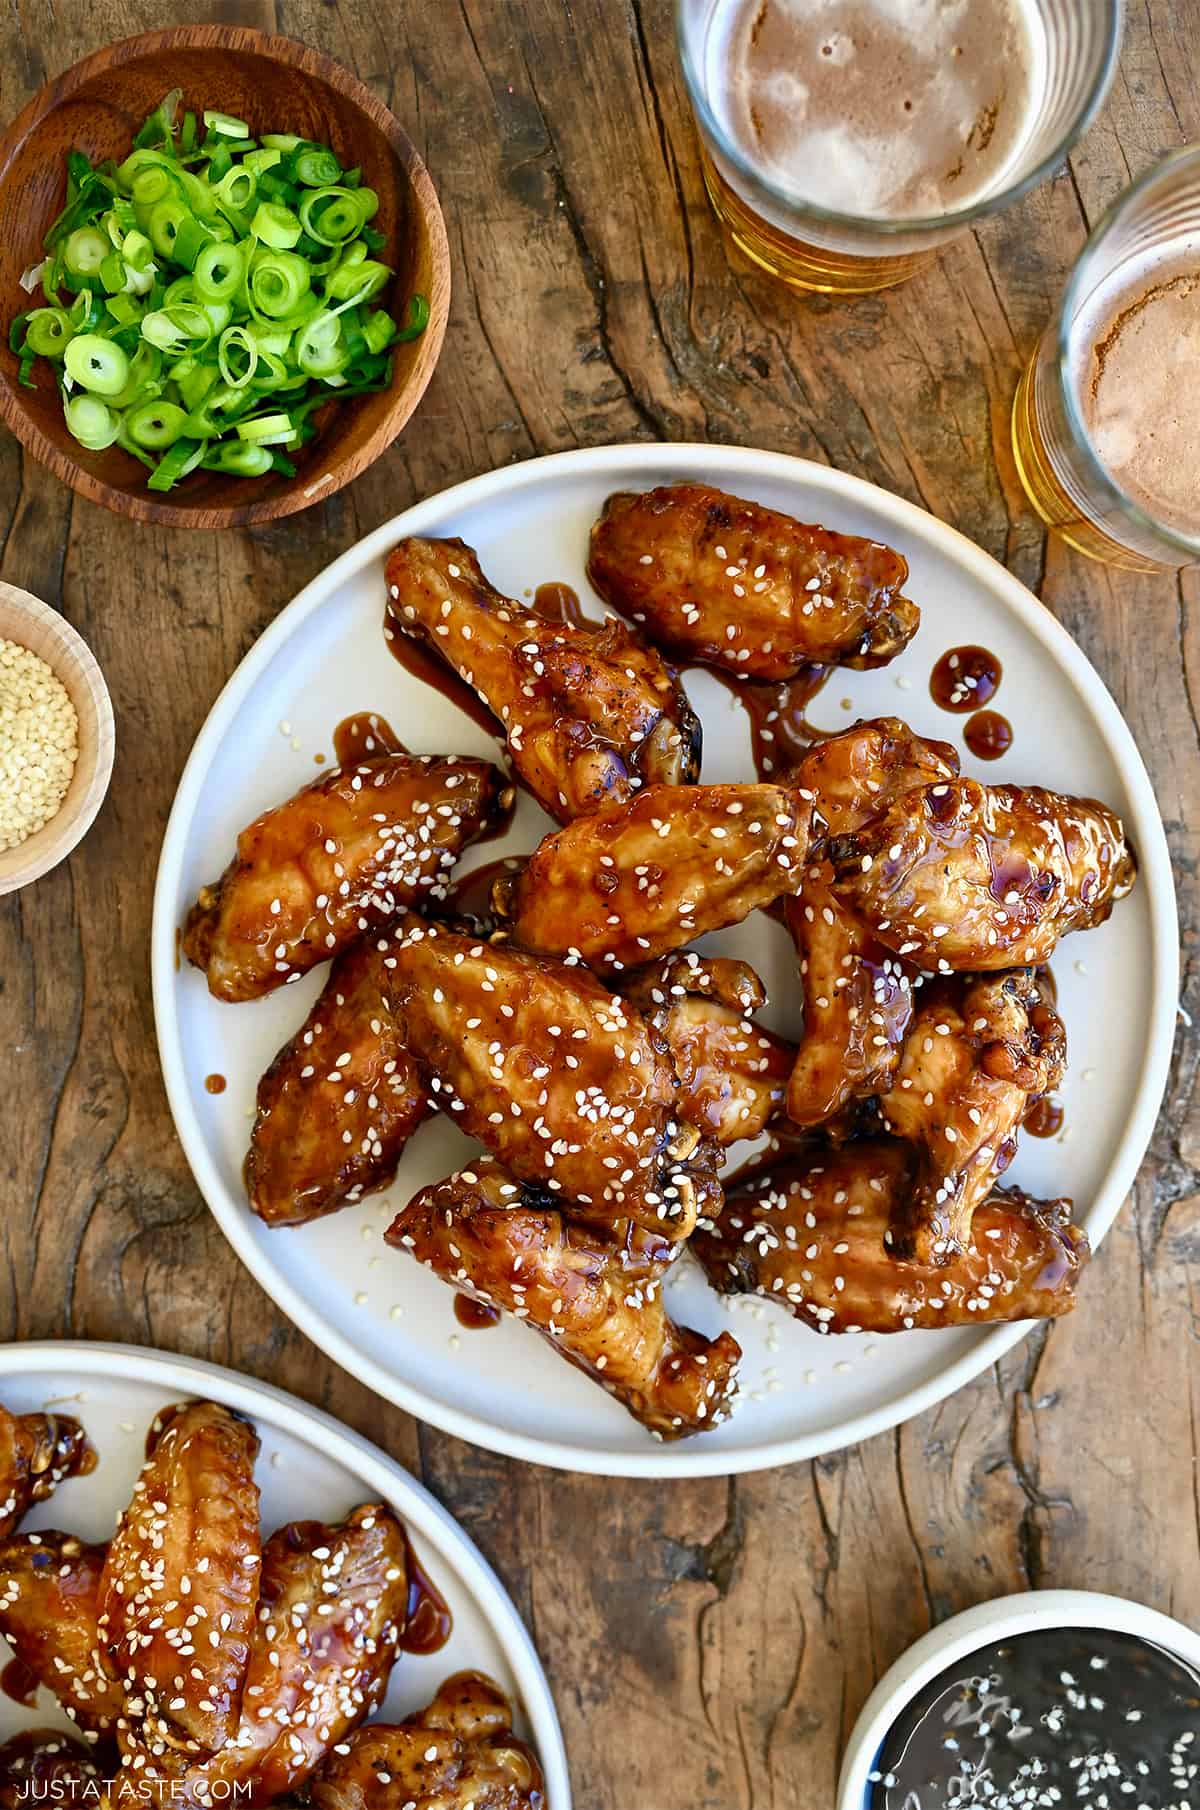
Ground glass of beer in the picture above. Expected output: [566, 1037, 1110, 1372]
[676, 0, 1121, 295]
[1012, 146, 1200, 570]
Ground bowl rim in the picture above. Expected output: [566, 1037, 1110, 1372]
[836, 1587, 1200, 1807]
[0, 580, 114, 894]
[0, 23, 450, 528]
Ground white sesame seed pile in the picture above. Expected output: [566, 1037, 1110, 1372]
[0, 638, 78, 850]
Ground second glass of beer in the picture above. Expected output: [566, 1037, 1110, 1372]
[677, 0, 1122, 295]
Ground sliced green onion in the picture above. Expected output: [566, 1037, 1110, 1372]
[23, 308, 74, 358]
[261, 132, 302, 151]
[249, 250, 311, 318]
[125, 399, 188, 449]
[65, 394, 120, 448]
[141, 303, 212, 352]
[146, 436, 205, 491]
[63, 226, 109, 280]
[204, 110, 249, 138]
[236, 410, 292, 442]
[215, 165, 256, 215]
[362, 308, 396, 354]
[290, 144, 341, 187]
[63, 333, 130, 396]
[297, 187, 369, 246]
[324, 258, 390, 304]
[395, 293, 431, 341]
[251, 202, 302, 249]
[201, 440, 273, 475]
[193, 239, 246, 302]
[218, 323, 258, 387]
[133, 88, 181, 150]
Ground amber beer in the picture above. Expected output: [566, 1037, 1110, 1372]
[676, 0, 1121, 296]
[1012, 148, 1200, 570]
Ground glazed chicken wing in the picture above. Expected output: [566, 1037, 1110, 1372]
[387, 1158, 741, 1440]
[119, 1506, 410, 1807]
[828, 778, 1136, 972]
[311, 1670, 544, 1810]
[0, 1533, 123, 1735]
[183, 753, 510, 1003]
[100, 1401, 261, 1755]
[379, 920, 700, 1235]
[876, 970, 1067, 1262]
[385, 535, 700, 823]
[587, 483, 919, 676]
[245, 938, 430, 1227]
[0, 1733, 104, 1810]
[693, 1137, 1088, 1332]
[621, 953, 794, 1146]
[0, 1405, 93, 1538]
[785, 719, 960, 1127]
[494, 782, 810, 970]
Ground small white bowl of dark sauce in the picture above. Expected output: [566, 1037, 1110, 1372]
[838, 1590, 1200, 1809]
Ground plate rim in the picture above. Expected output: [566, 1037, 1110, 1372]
[151, 441, 1179, 1479]
[0, 1338, 571, 1807]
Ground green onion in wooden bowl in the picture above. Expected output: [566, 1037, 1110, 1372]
[8, 90, 429, 492]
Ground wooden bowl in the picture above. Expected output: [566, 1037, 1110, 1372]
[0, 26, 449, 528]
[0, 583, 115, 893]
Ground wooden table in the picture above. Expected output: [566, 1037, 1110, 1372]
[2, 4, 1196, 1803]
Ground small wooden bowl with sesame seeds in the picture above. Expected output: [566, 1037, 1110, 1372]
[0, 582, 114, 894]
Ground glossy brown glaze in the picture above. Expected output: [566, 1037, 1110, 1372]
[310, 1671, 545, 1810]
[588, 483, 919, 674]
[929, 644, 1003, 712]
[784, 719, 961, 1128]
[385, 536, 701, 824]
[878, 969, 1067, 1263]
[0, 1533, 124, 1733]
[531, 579, 596, 629]
[374, 920, 696, 1235]
[829, 778, 1137, 971]
[965, 708, 1014, 760]
[0, 1731, 104, 1810]
[693, 1137, 1088, 1333]
[495, 781, 810, 969]
[1024, 1094, 1066, 1138]
[385, 620, 508, 743]
[0, 1404, 95, 1540]
[204, 1072, 227, 1095]
[622, 951, 795, 1145]
[0, 25, 449, 529]
[182, 751, 511, 1002]
[434, 853, 528, 936]
[388, 1156, 741, 1440]
[453, 1293, 503, 1331]
[100, 1401, 261, 1754]
[332, 711, 409, 764]
[245, 936, 431, 1227]
[0, 1658, 38, 1709]
[700, 662, 831, 781]
[400, 1532, 455, 1654]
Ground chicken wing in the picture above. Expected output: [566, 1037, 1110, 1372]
[100, 1401, 261, 1756]
[311, 1670, 544, 1810]
[0, 1533, 123, 1735]
[0, 1733, 104, 1810]
[828, 778, 1136, 972]
[692, 1137, 1088, 1332]
[494, 782, 811, 970]
[621, 953, 794, 1145]
[785, 719, 960, 1127]
[386, 1158, 741, 1440]
[183, 754, 510, 1003]
[587, 483, 919, 676]
[118, 1506, 410, 1807]
[378, 920, 700, 1235]
[384, 535, 700, 823]
[245, 939, 430, 1227]
[875, 970, 1067, 1262]
[0, 1405, 93, 1539]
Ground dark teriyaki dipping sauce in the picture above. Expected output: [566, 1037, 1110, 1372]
[868, 1626, 1200, 1807]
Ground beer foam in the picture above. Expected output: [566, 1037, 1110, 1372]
[707, 0, 1044, 220]
[1072, 241, 1200, 538]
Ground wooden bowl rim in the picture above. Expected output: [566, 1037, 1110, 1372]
[0, 24, 450, 528]
[0, 581, 115, 894]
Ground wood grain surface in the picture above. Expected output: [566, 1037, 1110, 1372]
[1, 4, 1196, 1805]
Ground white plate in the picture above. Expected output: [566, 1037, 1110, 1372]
[0, 1341, 569, 1806]
[151, 443, 1178, 1478]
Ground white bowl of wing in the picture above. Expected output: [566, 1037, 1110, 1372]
[0, 1341, 570, 1806]
[835, 1588, 1200, 1809]
[152, 442, 1178, 1477]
